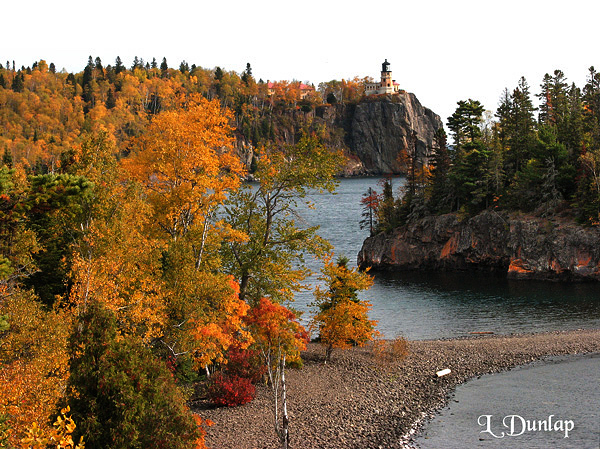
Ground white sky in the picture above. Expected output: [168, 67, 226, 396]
[4, 0, 598, 124]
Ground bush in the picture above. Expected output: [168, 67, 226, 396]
[372, 336, 409, 368]
[223, 347, 265, 384]
[208, 373, 255, 407]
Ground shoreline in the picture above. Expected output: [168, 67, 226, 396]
[197, 328, 600, 449]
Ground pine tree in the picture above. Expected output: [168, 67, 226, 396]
[114, 56, 125, 74]
[65, 301, 205, 449]
[427, 128, 452, 213]
[11, 72, 24, 92]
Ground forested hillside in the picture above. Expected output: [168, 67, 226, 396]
[0, 56, 380, 448]
[0, 56, 371, 173]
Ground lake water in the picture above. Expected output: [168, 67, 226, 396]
[416, 353, 600, 449]
[295, 177, 600, 449]
[294, 177, 600, 340]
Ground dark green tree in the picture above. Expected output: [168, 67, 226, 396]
[427, 128, 453, 213]
[11, 71, 24, 92]
[114, 56, 125, 74]
[65, 301, 203, 449]
[447, 99, 485, 151]
[23, 174, 94, 305]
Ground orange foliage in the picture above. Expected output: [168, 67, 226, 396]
[316, 299, 378, 351]
[245, 297, 308, 365]
[190, 277, 251, 369]
[124, 97, 244, 240]
[0, 291, 72, 446]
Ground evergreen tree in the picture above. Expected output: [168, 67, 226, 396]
[131, 56, 141, 70]
[65, 301, 203, 449]
[49, 62, 56, 73]
[151, 57, 158, 69]
[11, 71, 24, 92]
[105, 88, 116, 109]
[427, 128, 453, 213]
[114, 56, 125, 74]
[537, 73, 553, 125]
[505, 77, 538, 174]
[447, 99, 484, 150]
[160, 57, 168, 71]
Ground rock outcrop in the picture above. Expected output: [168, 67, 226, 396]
[344, 93, 443, 174]
[357, 211, 600, 281]
[237, 93, 442, 176]
[315, 93, 443, 175]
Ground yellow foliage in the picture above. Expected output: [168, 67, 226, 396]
[316, 299, 378, 351]
[0, 291, 71, 446]
[20, 407, 84, 449]
[124, 97, 245, 241]
[312, 255, 377, 361]
[68, 185, 167, 342]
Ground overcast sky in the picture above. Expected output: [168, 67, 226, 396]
[4, 0, 598, 124]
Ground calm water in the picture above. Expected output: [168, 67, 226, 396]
[417, 354, 600, 449]
[294, 177, 600, 339]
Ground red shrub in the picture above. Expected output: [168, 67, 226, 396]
[208, 373, 255, 407]
[224, 348, 265, 384]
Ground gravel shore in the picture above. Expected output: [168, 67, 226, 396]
[196, 329, 600, 449]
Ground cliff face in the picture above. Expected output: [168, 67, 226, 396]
[357, 211, 600, 281]
[344, 93, 443, 174]
[236, 93, 442, 176]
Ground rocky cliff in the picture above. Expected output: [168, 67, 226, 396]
[316, 93, 443, 175]
[238, 93, 443, 176]
[357, 211, 600, 281]
[345, 93, 443, 174]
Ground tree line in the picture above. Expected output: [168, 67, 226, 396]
[363, 67, 600, 234]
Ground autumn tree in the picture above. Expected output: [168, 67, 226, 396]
[221, 134, 345, 303]
[245, 297, 308, 449]
[359, 187, 379, 236]
[123, 97, 250, 373]
[312, 255, 376, 362]
[0, 289, 72, 446]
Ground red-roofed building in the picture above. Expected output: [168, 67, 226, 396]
[266, 81, 315, 100]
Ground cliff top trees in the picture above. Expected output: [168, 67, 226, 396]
[447, 99, 485, 151]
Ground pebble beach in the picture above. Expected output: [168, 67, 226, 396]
[197, 329, 600, 449]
